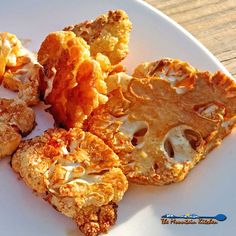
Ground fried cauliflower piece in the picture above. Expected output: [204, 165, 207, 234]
[64, 10, 132, 65]
[12, 128, 128, 236]
[0, 32, 41, 106]
[85, 59, 236, 185]
[38, 31, 109, 128]
[0, 98, 35, 159]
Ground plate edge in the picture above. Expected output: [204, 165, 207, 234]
[134, 0, 233, 79]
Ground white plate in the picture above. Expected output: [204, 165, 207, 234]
[0, 1, 235, 236]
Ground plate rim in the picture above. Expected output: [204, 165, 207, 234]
[0, 1, 235, 236]
[135, 0, 232, 78]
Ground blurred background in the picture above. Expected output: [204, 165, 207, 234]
[145, 0, 236, 77]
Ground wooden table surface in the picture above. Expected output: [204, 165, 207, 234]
[145, 0, 236, 77]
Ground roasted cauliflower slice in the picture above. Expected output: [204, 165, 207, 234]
[64, 10, 132, 65]
[0, 32, 41, 106]
[133, 58, 236, 152]
[38, 31, 109, 128]
[133, 58, 195, 78]
[85, 61, 236, 185]
[105, 72, 133, 93]
[0, 98, 35, 159]
[11, 128, 128, 236]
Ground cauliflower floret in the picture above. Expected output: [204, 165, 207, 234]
[38, 31, 109, 128]
[0, 98, 35, 159]
[0, 123, 21, 159]
[0, 98, 35, 135]
[76, 203, 117, 236]
[0, 32, 41, 106]
[85, 59, 236, 185]
[64, 10, 132, 65]
[11, 128, 128, 236]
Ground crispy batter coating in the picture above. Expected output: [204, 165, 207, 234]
[85, 59, 236, 185]
[0, 32, 41, 106]
[12, 128, 128, 236]
[64, 10, 132, 65]
[0, 98, 35, 159]
[38, 31, 109, 128]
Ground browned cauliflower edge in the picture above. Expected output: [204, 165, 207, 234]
[64, 10, 132, 65]
[0, 98, 35, 159]
[0, 32, 41, 106]
[11, 128, 128, 236]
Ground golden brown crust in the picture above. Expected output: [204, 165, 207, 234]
[38, 31, 108, 128]
[64, 10, 132, 65]
[0, 32, 40, 106]
[85, 59, 236, 185]
[11, 128, 128, 236]
[0, 98, 35, 159]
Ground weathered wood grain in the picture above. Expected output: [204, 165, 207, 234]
[145, 0, 236, 76]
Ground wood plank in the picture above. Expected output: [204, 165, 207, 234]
[145, 0, 236, 76]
